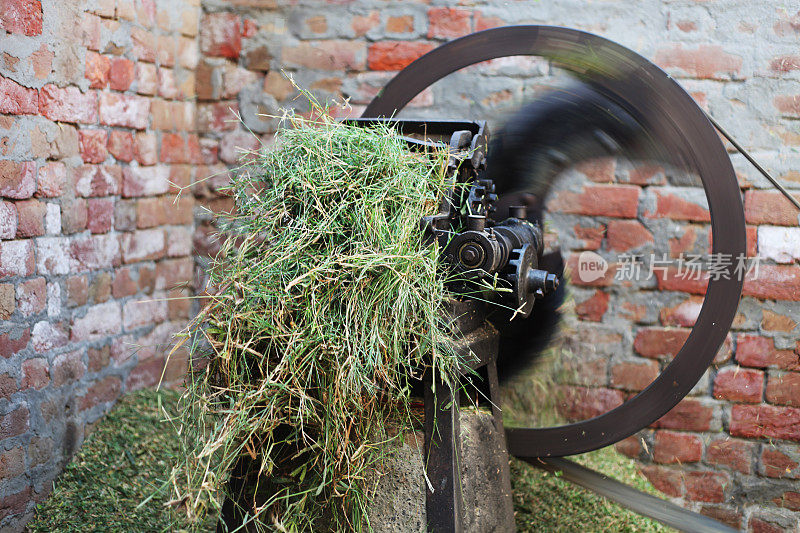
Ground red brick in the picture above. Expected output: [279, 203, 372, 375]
[73, 164, 120, 197]
[773, 491, 800, 512]
[122, 165, 169, 197]
[199, 13, 241, 59]
[0, 327, 28, 359]
[606, 219, 654, 251]
[774, 94, 800, 118]
[70, 301, 121, 341]
[556, 386, 625, 422]
[21, 357, 48, 390]
[99, 93, 149, 129]
[611, 360, 659, 391]
[109, 57, 135, 91]
[126, 357, 166, 391]
[573, 223, 604, 250]
[134, 132, 157, 165]
[0, 239, 34, 278]
[627, 164, 666, 186]
[0, 201, 14, 240]
[154, 257, 192, 289]
[14, 199, 45, 237]
[771, 54, 800, 73]
[16, 277, 44, 316]
[81, 11, 101, 50]
[121, 229, 165, 263]
[660, 296, 703, 327]
[654, 44, 742, 80]
[669, 226, 698, 256]
[0, 160, 36, 199]
[0, 486, 31, 521]
[749, 517, 786, 533]
[31, 321, 68, 352]
[736, 335, 800, 370]
[0, 374, 15, 400]
[79, 129, 108, 164]
[112, 268, 137, 298]
[107, 131, 134, 162]
[634, 327, 690, 360]
[745, 190, 800, 225]
[653, 398, 714, 431]
[85, 51, 109, 89]
[0, 406, 28, 439]
[0, 75, 38, 115]
[565, 253, 618, 287]
[646, 189, 710, 222]
[427, 7, 471, 39]
[0, 446, 24, 479]
[548, 184, 640, 218]
[386, 15, 413, 34]
[0, 0, 42, 36]
[575, 290, 609, 322]
[653, 430, 703, 464]
[160, 133, 186, 163]
[684, 471, 727, 503]
[761, 447, 799, 478]
[766, 372, 800, 407]
[36, 162, 66, 198]
[69, 234, 120, 272]
[576, 158, 615, 183]
[282, 40, 366, 71]
[706, 438, 754, 474]
[198, 102, 238, 132]
[475, 11, 504, 32]
[122, 296, 167, 330]
[157, 68, 178, 99]
[641, 465, 683, 497]
[65, 275, 87, 307]
[79, 376, 121, 411]
[368, 41, 436, 71]
[39, 84, 98, 124]
[131, 26, 156, 62]
[350, 11, 378, 36]
[614, 436, 643, 459]
[135, 62, 158, 96]
[60, 199, 87, 234]
[86, 198, 114, 234]
[743, 265, 800, 301]
[135, 197, 166, 228]
[656, 267, 709, 295]
[713, 367, 763, 403]
[730, 404, 800, 441]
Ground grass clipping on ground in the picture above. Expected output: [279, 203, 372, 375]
[171, 110, 460, 531]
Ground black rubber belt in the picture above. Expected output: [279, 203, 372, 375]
[525, 457, 738, 533]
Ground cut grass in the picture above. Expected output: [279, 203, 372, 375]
[28, 388, 214, 533]
[171, 110, 462, 531]
[511, 449, 673, 532]
[30, 388, 672, 532]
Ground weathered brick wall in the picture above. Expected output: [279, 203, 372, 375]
[195, 1, 800, 531]
[0, 0, 197, 528]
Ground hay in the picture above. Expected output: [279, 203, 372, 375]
[169, 105, 462, 531]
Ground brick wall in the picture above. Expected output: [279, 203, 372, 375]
[195, 1, 800, 531]
[2, 0, 799, 530]
[0, 0, 197, 528]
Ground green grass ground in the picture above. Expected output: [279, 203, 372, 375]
[29, 389, 671, 532]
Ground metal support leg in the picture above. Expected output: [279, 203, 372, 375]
[424, 377, 464, 533]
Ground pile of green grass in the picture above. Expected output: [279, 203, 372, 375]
[171, 108, 462, 531]
[30, 389, 670, 532]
